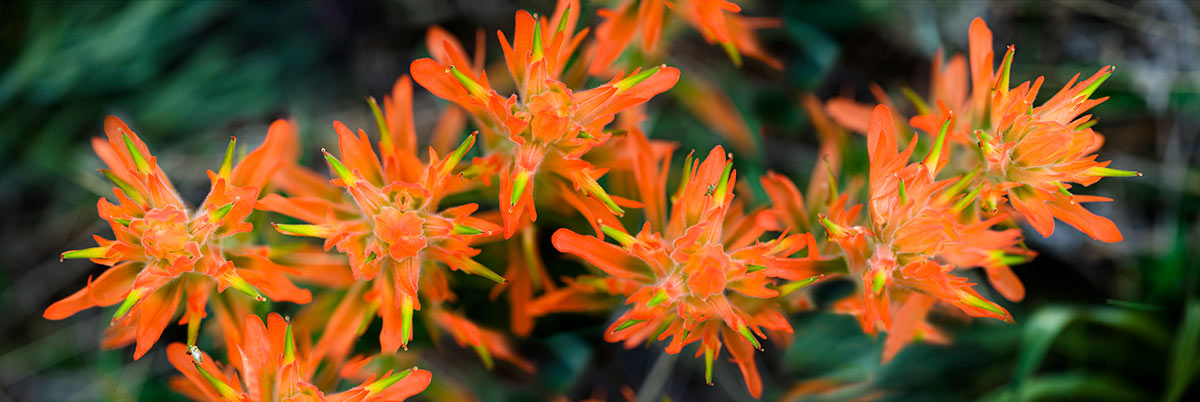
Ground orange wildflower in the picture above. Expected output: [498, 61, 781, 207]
[411, 1, 679, 237]
[820, 105, 1025, 360]
[261, 76, 505, 356]
[544, 141, 821, 398]
[167, 313, 430, 402]
[47, 117, 309, 360]
[963, 18, 1139, 242]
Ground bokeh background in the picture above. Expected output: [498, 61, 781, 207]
[1, 0, 1197, 401]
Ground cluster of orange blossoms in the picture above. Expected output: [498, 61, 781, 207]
[47, 1, 1137, 399]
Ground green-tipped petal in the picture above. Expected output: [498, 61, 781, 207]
[1077, 67, 1114, 100]
[62, 246, 111, 261]
[366, 367, 416, 395]
[712, 157, 734, 205]
[100, 169, 145, 204]
[872, 270, 888, 295]
[746, 264, 766, 273]
[556, 5, 571, 34]
[778, 276, 822, 296]
[1087, 166, 1142, 178]
[923, 117, 952, 174]
[400, 295, 414, 350]
[900, 86, 930, 115]
[473, 344, 495, 370]
[736, 323, 762, 350]
[323, 151, 359, 187]
[194, 360, 242, 401]
[112, 288, 145, 321]
[209, 201, 236, 222]
[510, 170, 532, 206]
[721, 40, 742, 67]
[959, 291, 1006, 316]
[898, 177, 908, 205]
[647, 289, 669, 308]
[221, 271, 266, 301]
[460, 258, 507, 284]
[613, 319, 644, 333]
[952, 183, 984, 213]
[273, 223, 332, 238]
[283, 320, 296, 364]
[531, 20, 544, 61]
[451, 223, 484, 236]
[704, 346, 715, 385]
[122, 133, 152, 174]
[367, 97, 393, 152]
[601, 225, 637, 247]
[440, 132, 476, 178]
[614, 65, 662, 93]
[448, 66, 489, 100]
[217, 137, 236, 180]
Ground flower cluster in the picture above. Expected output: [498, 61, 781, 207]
[47, 3, 1136, 400]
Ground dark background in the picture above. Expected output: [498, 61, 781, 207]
[1, 1, 1197, 401]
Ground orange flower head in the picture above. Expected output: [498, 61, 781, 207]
[262, 77, 505, 357]
[549, 144, 821, 398]
[961, 18, 1139, 243]
[167, 313, 431, 402]
[411, 0, 680, 237]
[820, 105, 1023, 360]
[47, 117, 309, 360]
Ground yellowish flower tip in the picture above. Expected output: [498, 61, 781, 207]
[366, 367, 416, 396]
[273, 223, 332, 238]
[461, 257, 508, 284]
[897, 176, 908, 205]
[322, 149, 358, 187]
[442, 132, 477, 177]
[283, 321, 296, 365]
[818, 214, 850, 239]
[721, 40, 743, 68]
[112, 288, 146, 321]
[217, 136, 237, 180]
[778, 275, 822, 296]
[209, 200, 236, 222]
[745, 264, 767, 273]
[672, 152, 696, 203]
[998, 45, 1015, 92]
[556, 5, 571, 34]
[989, 250, 1028, 266]
[712, 156, 734, 205]
[581, 175, 625, 216]
[943, 166, 980, 203]
[531, 20, 545, 61]
[900, 85, 931, 115]
[923, 114, 952, 174]
[510, 170, 532, 206]
[577, 130, 596, 140]
[872, 269, 888, 295]
[451, 223, 484, 236]
[613, 318, 644, 333]
[473, 343, 495, 370]
[958, 290, 1006, 316]
[1087, 166, 1142, 178]
[121, 132, 152, 174]
[446, 65, 489, 100]
[614, 65, 662, 93]
[100, 169, 145, 204]
[61, 246, 110, 262]
[367, 96, 393, 151]
[600, 224, 637, 247]
[186, 312, 201, 346]
[400, 295, 414, 351]
[221, 271, 267, 301]
[1078, 66, 1115, 100]
[736, 323, 763, 351]
[951, 183, 984, 213]
[193, 355, 242, 401]
[703, 346, 715, 385]
[647, 289, 670, 308]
